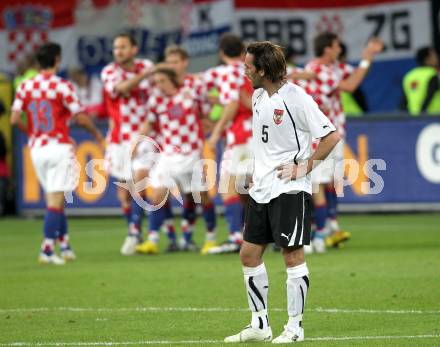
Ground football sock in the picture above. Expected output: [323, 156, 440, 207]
[314, 204, 327, 238]
[130, 196, 144, 236]
[286, 263, 309, 331]
[243, 263, 270, 330]
[148, 207, 166, 244]
[224, 196, 243, 237]
[58, 211, 70, 250]
[325, 187, 340, 231]
[122, 206, 132, 231]
[202, 202, 216, 240]
[163, 202, 176, 242]
[182, 200, 196, 242]
[42, 208, 63, 255]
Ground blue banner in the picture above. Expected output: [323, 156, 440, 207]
[14, 117, 440, 213]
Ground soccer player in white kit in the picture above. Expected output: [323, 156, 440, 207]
[11, 42, 104, 265]
[224, 42, 340, 343]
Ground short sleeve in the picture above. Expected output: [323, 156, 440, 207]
[298, 89, 335, 139]
[341, 63, 355, 79]
[101, 65, 120, 98]
[12, 83, 25, 112]
[62, 81, 84, 116]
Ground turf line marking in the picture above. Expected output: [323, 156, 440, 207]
[1, 306, 440, 315]
[1, 335, 439, 346]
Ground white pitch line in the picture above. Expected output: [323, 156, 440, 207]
[1, 335, 439, 346]
[1, 306, 440, 315]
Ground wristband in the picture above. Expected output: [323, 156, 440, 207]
[359, 59, 371, 69]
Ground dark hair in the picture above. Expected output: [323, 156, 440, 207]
[165, 45, 189, 60]
[339, 42, 347, 59]
[113, 32, 137, 46]
[416, 47, 433, 66]
[314, 32, 338, 57]
[219, 33, 244, 58]
[35, 42, 61, 69]
[154, 67, 180, 88]
[247, 41, 286, 83]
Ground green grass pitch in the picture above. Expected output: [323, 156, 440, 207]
[0, 213, 439, 346]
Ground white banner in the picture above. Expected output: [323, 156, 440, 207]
[234, 0, 431, 63]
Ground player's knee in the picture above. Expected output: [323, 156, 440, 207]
[240, 248, 261, 267]
[282, 247, 305, 267]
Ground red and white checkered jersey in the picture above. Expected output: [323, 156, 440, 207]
[146, 85, 204, 156]
[12, 72, 83, 148]
[101, 59, 154, 143]
[297, 60, 354, 136]
[202, 61, 252, 146]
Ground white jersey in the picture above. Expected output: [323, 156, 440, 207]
[250, 82, 335, 203]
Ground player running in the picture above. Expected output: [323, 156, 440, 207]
[224, 41, 340, 343]
[204, 33, 254, 254]
[11, 42, 104, 265]
[298, 32, 383, 253]
[135, 67, 215, 254]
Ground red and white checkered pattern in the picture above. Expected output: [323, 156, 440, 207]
[201, 61, 252, 146]
[101, 59, 154, 143]
[12, 72, 84, 148]
[147, 85, 204, 156]
[7, 30, 48, 66]
[297, 60, 354, 136]
[202, 61, 244, 105]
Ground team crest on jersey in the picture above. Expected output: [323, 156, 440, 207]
[273, 109, 284, 125]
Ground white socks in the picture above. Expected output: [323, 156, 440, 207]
[286, 263, 310, 331]
[243, 263, 269, 330]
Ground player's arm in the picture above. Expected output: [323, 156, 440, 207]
[289, 70, 316, 81]
[114, 67, 154, 96]
[10, 111, 28, 133]
[72, 113, 105, 145]
[338, 37, 384, 93]
[277, 131, 340, 180]
[206, 100, 239, 148]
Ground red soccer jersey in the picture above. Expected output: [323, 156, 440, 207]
[101, 59, 154, 143]
[202, 61, 252, 146]
[146, 85, 204, 156]
[12, 72, 84, 148]
[297, 60, 354, 136]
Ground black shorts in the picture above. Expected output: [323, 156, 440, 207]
[244, 192, 312, 248]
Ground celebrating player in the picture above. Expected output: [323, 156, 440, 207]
[225, 41, 340, 343]
[299, 32, 383, 253]
[204, 33, 254, 254]
[135, 67, 214, 254]
[101, 32, 164, 256]
[162, 45, 217, 253]
[11, 42, 104, 265]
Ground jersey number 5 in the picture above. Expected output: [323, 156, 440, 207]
[262, 125, 269, 143]
[29, 100, 53, 132]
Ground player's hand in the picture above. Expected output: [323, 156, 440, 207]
[362, 37, 384, 60]
[276, 161, 309, 181]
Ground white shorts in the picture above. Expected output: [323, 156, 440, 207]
[150, 153, 206, 194]
[311, 139, 344, 184]
[220, 142, 254, 178]
[105, 141, 157, 181]
[30, 144, 79, 193]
